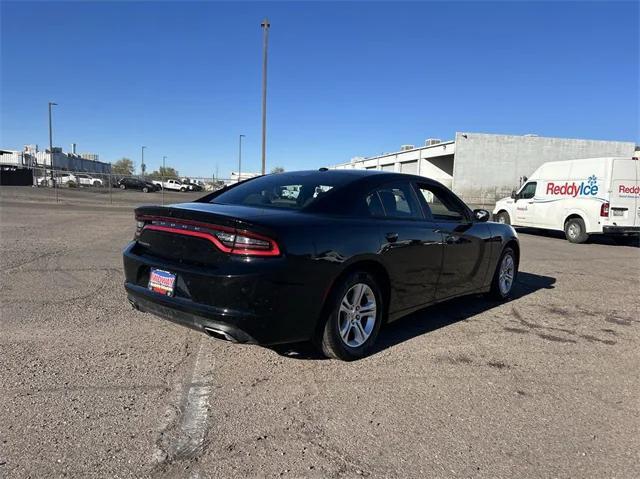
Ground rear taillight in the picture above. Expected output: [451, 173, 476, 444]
[135, 215, 280, 257]
[600, 202, 610, 217]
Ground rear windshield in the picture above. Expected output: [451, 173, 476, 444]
[208, 173, 348, 210]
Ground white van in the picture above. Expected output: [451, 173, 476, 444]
[493, 157, 639, 243]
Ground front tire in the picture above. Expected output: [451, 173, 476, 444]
[564, 217, 588, 244]
[488, 247, 517, 300]
[180, 187, 186, 192]
[119, 184, 126, 190]
[495, 211, 511, 225]
[319, 272, 383, 361]
[142, 186, 149, 193]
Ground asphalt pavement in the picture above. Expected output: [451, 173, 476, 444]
[0, 188, 638, 478]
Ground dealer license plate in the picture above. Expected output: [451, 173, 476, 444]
[148, 269, 176, 296]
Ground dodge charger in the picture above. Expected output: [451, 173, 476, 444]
[123, 169, 519, 360]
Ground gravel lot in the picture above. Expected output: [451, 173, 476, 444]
[0, 187, 638, 478]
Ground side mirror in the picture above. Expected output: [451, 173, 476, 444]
[510, 189, 517, 199]
[473, 209, 490, 222]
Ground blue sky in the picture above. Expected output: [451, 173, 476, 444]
[1, 1, 638, 178]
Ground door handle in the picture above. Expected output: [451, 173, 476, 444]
[385, 232, 399, 243]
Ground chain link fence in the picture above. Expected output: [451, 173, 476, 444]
[18, 167, 233, 206]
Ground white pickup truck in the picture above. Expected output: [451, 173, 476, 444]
[152, 179, 187, 192]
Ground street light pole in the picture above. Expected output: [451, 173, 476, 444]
[48, 101, 58, 201]
[260, 18, 270, 175]
[141, 146, 146, 179]
[162, 155, 166, 205]
[238, 134, 245, 183]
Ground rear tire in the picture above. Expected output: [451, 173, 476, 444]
[495, 211, 511, 225]
[319, 272, 384, 361]
[564, 217, 588, 244]
[142, 186, 149, 193]
[488, 247, 518, 300]
[119, 184, 126, 190]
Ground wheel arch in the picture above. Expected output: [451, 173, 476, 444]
[564, 211, 591, 232]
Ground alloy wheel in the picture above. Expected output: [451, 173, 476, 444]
[338, 283, 377, 348]
[498, 253, 515, 296]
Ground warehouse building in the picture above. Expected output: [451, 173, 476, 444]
[0, 145, 111, 174]
[330, 132, 636, 206]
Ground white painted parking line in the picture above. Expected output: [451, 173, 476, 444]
[153, 337, 215, 470]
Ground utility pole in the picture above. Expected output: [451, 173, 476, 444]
[141, 146, 146, 179]
[260, 18, 270, 175]
[48, 102, 58, 202]
[238, 134, 245, 183]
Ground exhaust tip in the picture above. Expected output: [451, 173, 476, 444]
[204, 326, 236, 342]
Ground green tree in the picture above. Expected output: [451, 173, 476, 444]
[148, 166, 179, 180]
[271, 166, 285, 174]
[112, 158, 135, 176]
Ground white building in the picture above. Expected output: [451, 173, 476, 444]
[0, 145, 111, 174]
[330, 132, 635, 206]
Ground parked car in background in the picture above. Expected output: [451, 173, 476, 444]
[124, 169, 519, 360]
[152, 178, 187, 191]
[117, 177, 157, 193]
[181, 178, 205, 192]
[75, 174, 104, 187]
[37, 172, 76, 186]
[493, 157, 639, 244]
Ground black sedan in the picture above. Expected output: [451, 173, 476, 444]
[123, 170, 519, 360]
[117, 177, 158, 193]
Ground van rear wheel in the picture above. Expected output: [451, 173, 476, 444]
[564, 217, 588, 244]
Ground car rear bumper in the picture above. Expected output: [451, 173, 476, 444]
[125, 283, 258, 343]
[122, 242, 327, 345]
[603, 225, 640, 236]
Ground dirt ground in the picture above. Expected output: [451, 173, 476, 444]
[0, 187, 638, 478]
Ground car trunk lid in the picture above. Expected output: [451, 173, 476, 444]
[133, 204, 284, 266]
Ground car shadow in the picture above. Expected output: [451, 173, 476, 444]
[271, 271, 556, 361]
[516, 227, 639, 247]
[371, 271, 556, 355]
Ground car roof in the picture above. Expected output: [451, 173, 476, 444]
[275, 169, 441, 186]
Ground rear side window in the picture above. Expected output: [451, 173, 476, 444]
[367, 182, 422, 219]
[365, 192, 385, 217]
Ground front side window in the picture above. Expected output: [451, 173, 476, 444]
[518, 182, 537, 199]
[418, 184, 467, 222]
